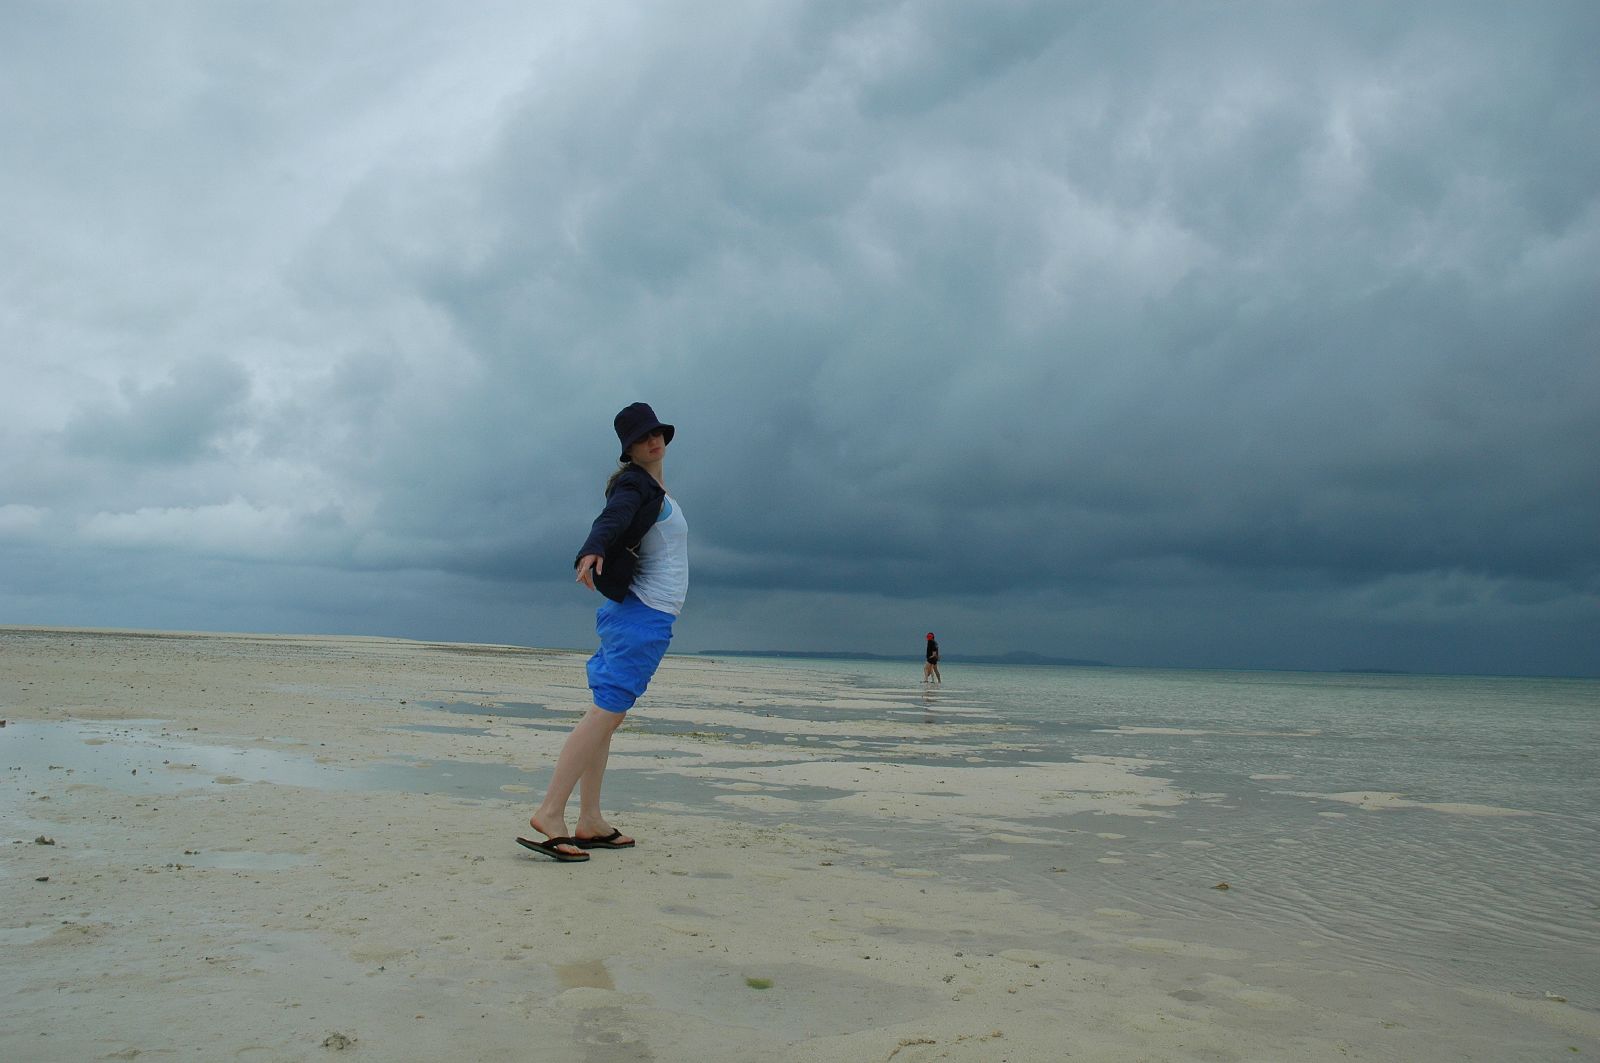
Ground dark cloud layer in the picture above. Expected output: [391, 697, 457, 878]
[1, 2, 1596, 676]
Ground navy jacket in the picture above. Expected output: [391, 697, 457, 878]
[574, 465, 666, 602]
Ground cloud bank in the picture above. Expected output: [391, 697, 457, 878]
[2, 2, 1596, 675]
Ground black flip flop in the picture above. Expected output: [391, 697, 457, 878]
[574, 829, 635, 850]
[516, 835, 590, 862]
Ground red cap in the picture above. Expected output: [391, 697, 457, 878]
[926, 632, 935, 638]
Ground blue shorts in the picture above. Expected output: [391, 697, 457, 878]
[586, 593, 675, 712]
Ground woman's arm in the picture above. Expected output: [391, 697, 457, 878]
[572, 475, 647, 570]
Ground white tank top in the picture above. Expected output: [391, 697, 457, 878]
[631, 494, 688, 616]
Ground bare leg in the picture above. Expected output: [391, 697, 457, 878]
[530, 706, 627, 855]
[574, 714, 630, 842]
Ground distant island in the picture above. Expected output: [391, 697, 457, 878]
[698, 649, 1111, 668]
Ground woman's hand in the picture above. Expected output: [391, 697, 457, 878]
[575, 554, 604, 591]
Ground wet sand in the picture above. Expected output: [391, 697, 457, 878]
[2, 626, 1593, 1062]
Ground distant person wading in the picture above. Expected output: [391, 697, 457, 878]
[924, 632, 941, 684]
[518, 403, 688, 863]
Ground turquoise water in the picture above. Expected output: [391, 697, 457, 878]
[700, 658, 1600, 1003]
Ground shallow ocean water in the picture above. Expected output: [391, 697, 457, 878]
[6, 657, 1594, 1009]
[688, 659, 1600, 1004]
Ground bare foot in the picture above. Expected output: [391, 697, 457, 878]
[574, 818, 633, 846]
[528, 813, 584, 858]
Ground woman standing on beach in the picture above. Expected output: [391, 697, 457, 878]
[518, 403, 688, 863]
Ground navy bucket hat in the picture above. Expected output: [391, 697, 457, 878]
[614, 402, 675, 462]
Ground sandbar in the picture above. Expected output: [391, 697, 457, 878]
[2, 627, 1591, 1061]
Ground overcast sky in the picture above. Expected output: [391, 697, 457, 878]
[2, 2, 1596, 677]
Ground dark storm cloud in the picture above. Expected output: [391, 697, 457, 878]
[349, 1, 1598, 603]
[1, 1, 1595, 674]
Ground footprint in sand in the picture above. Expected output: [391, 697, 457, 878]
[555, 959, 614, 991]
[575, 1003, 649, 1053]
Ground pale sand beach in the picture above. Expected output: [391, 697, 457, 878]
[2, 628, 1593, 1062]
